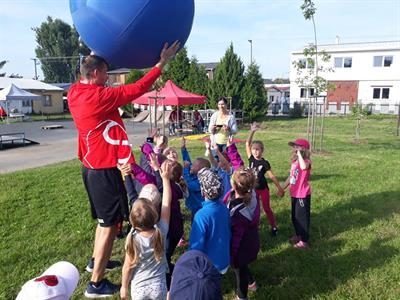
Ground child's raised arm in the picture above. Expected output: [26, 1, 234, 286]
[246, 122, 259, 159]
[226, 138, 244, 170]
[205, 140, 218, 168]
[297, 150, 310, 170]
[159, 162, 172, 225]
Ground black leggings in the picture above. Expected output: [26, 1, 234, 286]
[233, 265, 255, 299]
[291, 195, 311, 242]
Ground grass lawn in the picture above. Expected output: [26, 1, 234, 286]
[1, 116, 399, 299]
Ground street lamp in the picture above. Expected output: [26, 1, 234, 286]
[248, 39, 253, 64]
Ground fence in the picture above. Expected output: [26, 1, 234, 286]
[267, 100, 399, 117]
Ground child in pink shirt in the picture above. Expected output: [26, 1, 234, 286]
[282, 138, 312, 249]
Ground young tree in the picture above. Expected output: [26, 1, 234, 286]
[351, 103, 369, 142]
[161, 47, 190, 88]
[296, 0, 335, 151]
[241, 62, 267, 121]
[208, 43, 245, 109]
[33, 16, 90, 83]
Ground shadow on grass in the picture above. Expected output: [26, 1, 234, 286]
[248, 190, 400, 299]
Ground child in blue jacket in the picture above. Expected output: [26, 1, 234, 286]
[189, 168, 231, 273]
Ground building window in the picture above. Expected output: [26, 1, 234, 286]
[373, 88, 380, 99]
[384, 56, 393, 67]
[43, 95, 52, 107]
[307, 58, 315, 69]
[300, 88, 315, 98]
[373, 56, 382, 67]
[298, 58, 306, 69]
[382, 88, 390, 99]
[284, 91, 290, 98]
[269, 95, 274, 102]
[334, 57, 352, 68]
[22, 100, 31, 107]
[343, 57, 352, 68]
[373, 87, 390, 99]
[334, 57, 343, 68]
[373, 55, 393, 67]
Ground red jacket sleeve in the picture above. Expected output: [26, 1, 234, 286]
[97, 67, 161, 113]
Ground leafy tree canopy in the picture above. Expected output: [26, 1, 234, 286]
[208, 43, 245, 109]
[241, 62, 267, 120]
[33, 16, 90, 83]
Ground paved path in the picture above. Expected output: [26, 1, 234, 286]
[0, 120, 152, 174]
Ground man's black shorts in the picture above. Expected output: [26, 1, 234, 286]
[82, 166, 129, 227]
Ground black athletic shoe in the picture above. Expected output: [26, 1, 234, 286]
[271, 227, 278, 237]
[84, 279, 120, 298]
[85, 258, 122, 273]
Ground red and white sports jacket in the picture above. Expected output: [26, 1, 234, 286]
[68, 67, 161, 169]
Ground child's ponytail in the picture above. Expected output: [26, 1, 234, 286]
[152, 227, 164, 263]
[126, 231, 140, 267]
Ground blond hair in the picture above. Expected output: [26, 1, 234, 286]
[139, 184, 161, 211]
[126, 198, 163, 267]
[231, 167, 256, 206]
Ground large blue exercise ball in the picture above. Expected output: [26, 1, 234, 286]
[70, 0, 195, 68]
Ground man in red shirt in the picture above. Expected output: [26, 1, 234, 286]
[68, 41, 179, 298]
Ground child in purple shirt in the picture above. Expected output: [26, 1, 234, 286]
[223, 167, 260, 300]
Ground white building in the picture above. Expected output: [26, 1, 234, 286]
[290, 40, 400, 114]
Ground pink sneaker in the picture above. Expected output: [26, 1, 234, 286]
[289, 235, 300, 244]
[248, 281, 257, 291]
[294, 240, 310, 249]
[177, 237, 188, 247]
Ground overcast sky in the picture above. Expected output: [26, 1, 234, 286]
[0, 0, 399, 80]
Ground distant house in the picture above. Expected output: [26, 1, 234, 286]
[0, 78, 64, 114]
[107, 68, 132, 86]
[265, 84, 290, 103]
[290, 40, 400, 114]
[199, 62, 218, 80]
[51, 83, 72, 112]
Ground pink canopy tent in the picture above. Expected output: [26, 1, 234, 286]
[133, 80, 206, 134]
[133, 80, 206, 106]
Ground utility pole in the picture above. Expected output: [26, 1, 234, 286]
[248, 39, 253, 64]
[31, 58, 39, 80]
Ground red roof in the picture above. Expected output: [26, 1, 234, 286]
[133, 80, 206, 106]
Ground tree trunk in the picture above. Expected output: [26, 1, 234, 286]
[319, 96, 326, 151]
[397, 104, 400, 136]
[307, 97, 312, 141]
[355, 118, 360, 141]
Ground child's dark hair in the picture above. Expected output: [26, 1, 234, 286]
[251, 140, 264, 152]
[218, 96, 228, 104]
[231, 167, 256, 206]
[80, 55, 109, 79]
[195, 157, 211, 170]
[126, 198, 163, 267]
